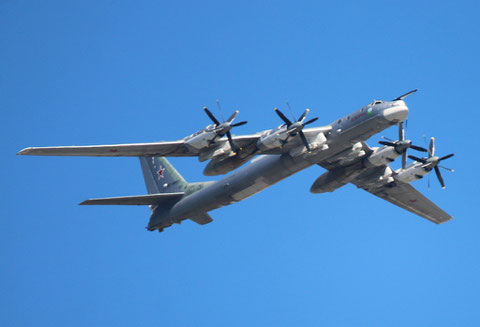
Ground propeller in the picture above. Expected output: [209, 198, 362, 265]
[274, 107, 319, 152]
[378, 122, 427, 169]
[408, 137, 454, 189]
[203, 102, 248, 152]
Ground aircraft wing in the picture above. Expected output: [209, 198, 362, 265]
[351, 167, 452, 224]
[16, 128, 335, 157]
[17, 135, 261, 157]
[17, 125, 334, 158]
[18, 140, 194, 157]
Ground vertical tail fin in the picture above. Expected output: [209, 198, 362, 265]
[139, 157, 188, 194]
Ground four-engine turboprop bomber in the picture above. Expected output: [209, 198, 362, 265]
[18, 90, 455, 232]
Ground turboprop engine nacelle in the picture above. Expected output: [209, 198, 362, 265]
[289, 132, 328, 157]
[394, 164, 428, 184]
[198, 142, 233, 162]
[203, 143, 257, 176]
[203, 154, 254, 176]
[256, 129, 288, 151]
[310, 163, 363, 194]
[359, 166, 395, 188]
[328, 142, 366, 166]
[184, 126, 216, 150]
[363, 146, 398, 168]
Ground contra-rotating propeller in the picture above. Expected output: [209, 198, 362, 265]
[203, 101, 248, 152]
[274, 106, 319, 152]
[378, 122, 428, 169]
[408, 137, 454, 189]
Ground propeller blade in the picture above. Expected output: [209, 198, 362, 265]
[226, 131, 238, 153]
[398, 122, 405, 141]
[298, 109, 310, 122]
[303, 117, 319, 126]
[410, 144, 428, 152]
[226, 110, 239, 123]
[204, 107, 220, 126]
[429, 137, 435, 157]
[408, 155, 428, 163]
[275, 108, 292, 126]
[378, 141, 396, 147]
[439, 165, 454, 172]
[434, 166, 445, 188]
[230, 121, 248, 127]
[215, 99, 225, 122]
[285, 101, 296, 122]
[299, 130, 311, 152]
[439, 153, 454, 161]
[402, 150, 407, 170]
[392, 89, 418, 101]
[381, 136, 395, 142]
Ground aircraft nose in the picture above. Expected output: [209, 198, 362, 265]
[382, 101, 409, 123]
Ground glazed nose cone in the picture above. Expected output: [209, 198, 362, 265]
[383, 100, 409, 123]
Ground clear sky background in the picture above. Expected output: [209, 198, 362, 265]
[1, 1, 479, 326]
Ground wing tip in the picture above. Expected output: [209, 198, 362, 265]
[17, 148, 32, 155]
[433, 215, 453, 224]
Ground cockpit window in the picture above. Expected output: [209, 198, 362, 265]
[373, 100, 383, 105]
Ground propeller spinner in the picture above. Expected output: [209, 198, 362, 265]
[378, 122, 427, 169]
[408, 137, 454, 189]
[203, 104, 247, 152]
[274, 107, 319, 152]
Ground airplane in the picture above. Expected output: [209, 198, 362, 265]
[17, 90, 455, 232]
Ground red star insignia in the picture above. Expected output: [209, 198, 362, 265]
[408, 199, 417, 203]
[157, 167, 165, 178]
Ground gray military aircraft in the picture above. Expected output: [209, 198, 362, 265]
[18, 90, 454, 232]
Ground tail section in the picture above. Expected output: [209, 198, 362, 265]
[80, 156, 214, 232]
[139, 156, 215, 232]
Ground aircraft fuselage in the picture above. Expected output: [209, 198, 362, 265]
[148, 100, 409, 229]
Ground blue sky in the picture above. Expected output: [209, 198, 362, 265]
[1, 1, 479, 326]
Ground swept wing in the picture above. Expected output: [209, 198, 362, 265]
[17, 127, 332, 157]
[351, 166, 452, 224]
[17, 135, 260, 157]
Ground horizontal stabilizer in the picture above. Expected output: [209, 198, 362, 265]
[189, 213, 213, 225]
[79, 192, 184, 205]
